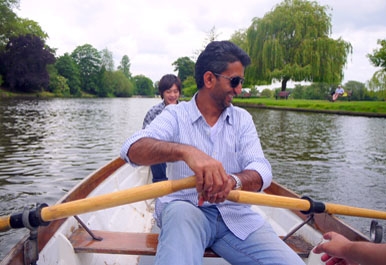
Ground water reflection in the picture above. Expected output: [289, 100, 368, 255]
[249, 108, 386, 238]
[0, 98, 385, 260]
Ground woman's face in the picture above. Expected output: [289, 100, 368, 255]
[163, 84, 180, 105]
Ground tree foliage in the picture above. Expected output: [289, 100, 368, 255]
[71, 44, 101, 94]
[0, 0, 47, 51]
[245, 0, 352, 91]
[118, 55, 132, 79]
[368, 39, 386, 70]
[55, 53, 81, 95]
[172, 56, 195, 84]
[230, 29, 248, 52]
[192, 26, 220, 61]
[0, 34, 55, 92]
[100, 47, 114, 72]
[133, 75, 153, 96]
[367, 39, 386, 99]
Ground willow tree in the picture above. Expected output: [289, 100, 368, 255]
[245, 0, 352, 91]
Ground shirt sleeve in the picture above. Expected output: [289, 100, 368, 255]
[237, 111, 272, 191]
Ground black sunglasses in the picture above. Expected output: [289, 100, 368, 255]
[213, 73, 244, 88]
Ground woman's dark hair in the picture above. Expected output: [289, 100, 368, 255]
[158, 74, 182, 99]
[194, 41, 251, 89]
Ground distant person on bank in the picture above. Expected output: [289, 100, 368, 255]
[332, 85, 344, 101]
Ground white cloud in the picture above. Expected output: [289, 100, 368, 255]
[15, 0, 386, 84]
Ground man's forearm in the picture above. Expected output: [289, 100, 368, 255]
[128, 137, 187, 165]
[236, 170, 263, 192]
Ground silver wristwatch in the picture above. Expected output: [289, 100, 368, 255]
[229, 174, 242, 190]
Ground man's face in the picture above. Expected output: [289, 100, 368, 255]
[212, 61, 245, 109]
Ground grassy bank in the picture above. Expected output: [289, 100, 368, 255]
[232, 98, 386, 118]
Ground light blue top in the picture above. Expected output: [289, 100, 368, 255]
[120, 96, 272, 240]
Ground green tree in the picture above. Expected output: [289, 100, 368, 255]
[246, 0, 352, 91]
[113, 71, 134, 97]
[182, 76, 197, 97]
[55, 53, 81, 95]
[344, 80, 366, 101]
[0, 1, 47, 51]
[100, 47, 114, 72]
[0, 0, 19, 49]
[133, 75, 153, 96]
[192, 26, 220, 61]
[367, 39, 386, 99]
[260, 88, 272, 98]
[118, 55, 132, 79]
[101, 70, 134, 97]
[0, 34, 55, 92]
[368, 39, 386, 69]
[230, 29, 248, 52]
[172, 56, 195, 84]
[71, 44, 101, 94]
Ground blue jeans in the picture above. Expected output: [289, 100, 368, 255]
[155, 201, 305, 265]
[151, 163, 167, 182]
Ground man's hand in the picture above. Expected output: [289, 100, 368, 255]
[183, 147, 233, 205]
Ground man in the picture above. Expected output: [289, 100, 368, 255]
[120, 41, 304, 265]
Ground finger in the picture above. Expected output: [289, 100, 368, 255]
[195, 173, 204, 193]
[198, 194, 205, 206]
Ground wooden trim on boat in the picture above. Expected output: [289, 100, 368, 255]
[0, 157, 125, 265]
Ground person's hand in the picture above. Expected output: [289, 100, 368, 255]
[313, 232, 359, 265]
[183, 146, 232, 205]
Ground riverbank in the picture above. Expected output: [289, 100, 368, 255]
[232, 98, 386, 118]
[2, 87, 385, 117]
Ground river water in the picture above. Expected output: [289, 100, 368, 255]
[0, 98, 385, 260]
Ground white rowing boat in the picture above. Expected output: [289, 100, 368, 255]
[0, 157, 372, 265]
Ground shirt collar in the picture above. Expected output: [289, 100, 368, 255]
[188, 92, 233, 126]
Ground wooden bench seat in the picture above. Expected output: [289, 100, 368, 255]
[275, 91, 291, 100]
[69, 228, 313, 258]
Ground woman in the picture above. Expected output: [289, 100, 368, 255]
[142, 74, 181, 182]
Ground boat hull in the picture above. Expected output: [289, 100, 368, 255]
[1, 157, 368, 265]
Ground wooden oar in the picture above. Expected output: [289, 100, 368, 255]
[226, 190, 386, 220]
[0, 176, 197, 232]
[1, 177, 386, 232]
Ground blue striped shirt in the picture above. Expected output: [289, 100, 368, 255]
[120, 96, 272, 240]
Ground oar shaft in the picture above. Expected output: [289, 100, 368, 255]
[325, 203, 386, 219]
[41, 176, 196, 222]
[227, 190, 311, 211]
[227, 191, 386, 220]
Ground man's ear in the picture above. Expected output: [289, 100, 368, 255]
[203, 71, 215, 89]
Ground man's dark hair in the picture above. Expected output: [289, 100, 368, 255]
[158, 74, 182, 99]
[195, 41, 251, 89]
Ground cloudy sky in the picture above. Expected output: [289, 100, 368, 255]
[16, 0, 386, 85]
